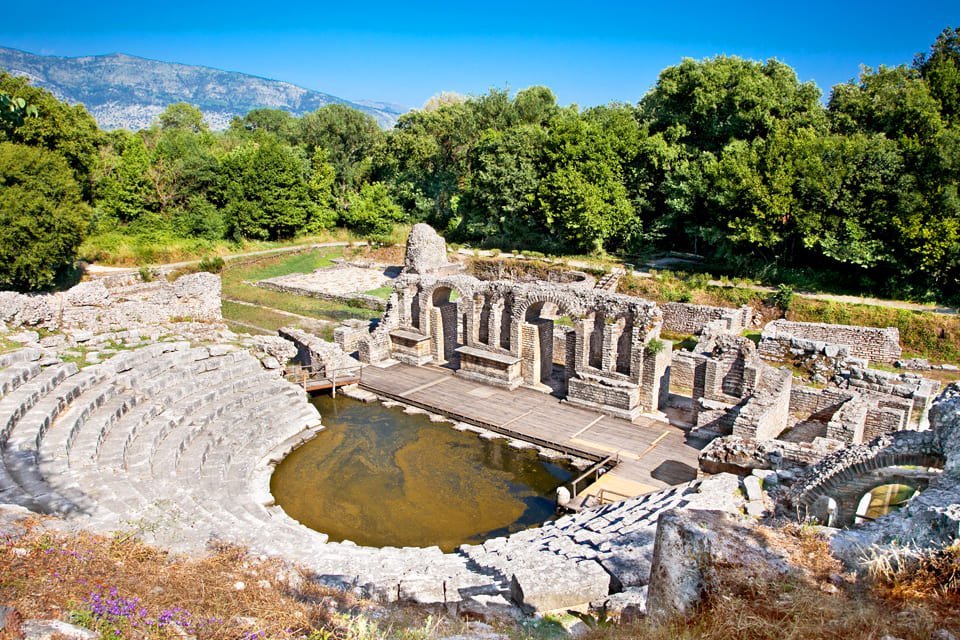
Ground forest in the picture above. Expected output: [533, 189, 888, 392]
[0, 27, 958, 303]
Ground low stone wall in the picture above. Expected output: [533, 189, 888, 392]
[279, 327, 360, 371]
[661, 303, 753, 336]
[670, 351, 702, 393]
[761, 319, 901, 364]
[0, 272, 222, 334]
[698, 435, 846, 475]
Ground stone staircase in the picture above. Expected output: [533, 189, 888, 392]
[594, 268, 625, 292]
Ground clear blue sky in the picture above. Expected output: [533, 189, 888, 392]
[2, 1, 957, 108]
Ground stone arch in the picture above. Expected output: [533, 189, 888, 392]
[417, 279, 474, 366]
[790, 430, 944, 527]
[511, 293, 582, 390]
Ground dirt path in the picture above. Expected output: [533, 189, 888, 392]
[85, 241, 362, 275]
[221, 297, 333, 329]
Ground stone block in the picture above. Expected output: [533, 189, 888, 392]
[509, 559, 611, 612]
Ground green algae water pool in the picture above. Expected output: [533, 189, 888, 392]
[270, 395, 574, 552]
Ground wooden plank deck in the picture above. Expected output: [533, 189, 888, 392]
[359, 362, 702, 495]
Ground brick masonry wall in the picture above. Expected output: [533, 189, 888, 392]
[662, 303, 753, 335]
[670, 351, 698, 392]
[762, 320, 901, 363]
[789, 387, 853, 420]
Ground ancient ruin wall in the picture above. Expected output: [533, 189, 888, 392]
[661, 303, 753, 336]
[0, 272, 222, 333]
[761, 319, 902, 363]
[731, 366, 793, 441]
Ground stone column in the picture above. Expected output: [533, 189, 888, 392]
[639, 339, 672, 412]
[601, 323, 623, 373]
[430, 306, 445, 363]
[488, 299, 504, 348]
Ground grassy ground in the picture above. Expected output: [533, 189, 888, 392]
[219, 248, 378, 330]
[78, 228, 366, 267]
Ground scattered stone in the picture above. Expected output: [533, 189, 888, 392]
[21, 619, 99, 640]
[260, 356, 281, 370]
[9, 331, 39, 344]
[931, 630, 958, 640]
[510, 559, 611, 613]
[742, 475, 763, 502]
[0, 606, 21, 635]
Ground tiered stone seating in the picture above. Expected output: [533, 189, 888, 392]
[0, 342, 741, 609]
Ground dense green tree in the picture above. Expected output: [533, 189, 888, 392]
[829, 66, 944, 141]
[638, 57, 824, 152]
[0, 74, 104, 200]
[0, 142, 91, 290]
[296, 104, 383, 195]
[914, 26, 960, 125]
[220, 140, 317, 240]
[457, 125, 546, 242]
[306, 147, 338, 232]
[96, 129, 152, 222]
[538, 111, 634, 253]
[342, 182, 405, 241]
[157, 103, 207, 133]
[229, 108, 296, 139]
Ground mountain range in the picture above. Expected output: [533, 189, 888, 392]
[0, 46, 408, 131]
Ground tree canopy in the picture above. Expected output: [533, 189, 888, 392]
[1, 27, 959, 303]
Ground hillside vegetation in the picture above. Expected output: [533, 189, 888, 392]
[1, 27, 959, 306]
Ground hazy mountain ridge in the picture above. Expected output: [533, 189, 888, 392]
[0, 47, 407, 130]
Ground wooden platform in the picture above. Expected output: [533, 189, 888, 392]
[359, 362, 702, 495]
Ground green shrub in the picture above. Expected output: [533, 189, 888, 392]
[198, 256, 225, 273]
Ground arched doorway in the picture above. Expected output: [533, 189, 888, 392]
[521, 300, 576, 395]
[430, 286, 461, 369]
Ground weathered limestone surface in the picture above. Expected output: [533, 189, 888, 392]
[645, 509, 790, 621]
[0, 273, 222, 333]
[661, 303, 754, 336]
[403, 223, 460, 275]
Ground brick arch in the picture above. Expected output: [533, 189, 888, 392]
[418, 279, 474, 309]
[511, 292, 583, 323]
[789, 430, 944, 527]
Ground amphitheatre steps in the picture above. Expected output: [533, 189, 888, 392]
[0, 338, 746, 609]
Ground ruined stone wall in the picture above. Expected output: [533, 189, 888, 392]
[255, 280, 387, 310]
[761, 319, 902, 363]
[670, 351, 701, 392]
[698, 434, 846, 475]
[788, 387, 853, 421]
[863, 407, 908, 442]
[0, 272, 222, 334]
[826, 396, 870, 443]
[731, 366, 793, 441]
[661, 303, 753, 336]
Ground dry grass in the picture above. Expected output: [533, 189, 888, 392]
[0, 518, 364, 639]
[346, 243, 405, 265]
[2, 513, 959, 640]
[578, 526, 960, 640]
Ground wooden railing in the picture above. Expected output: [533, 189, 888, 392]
[569, 453, 620, 498]
[284, 363, 362, 397]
